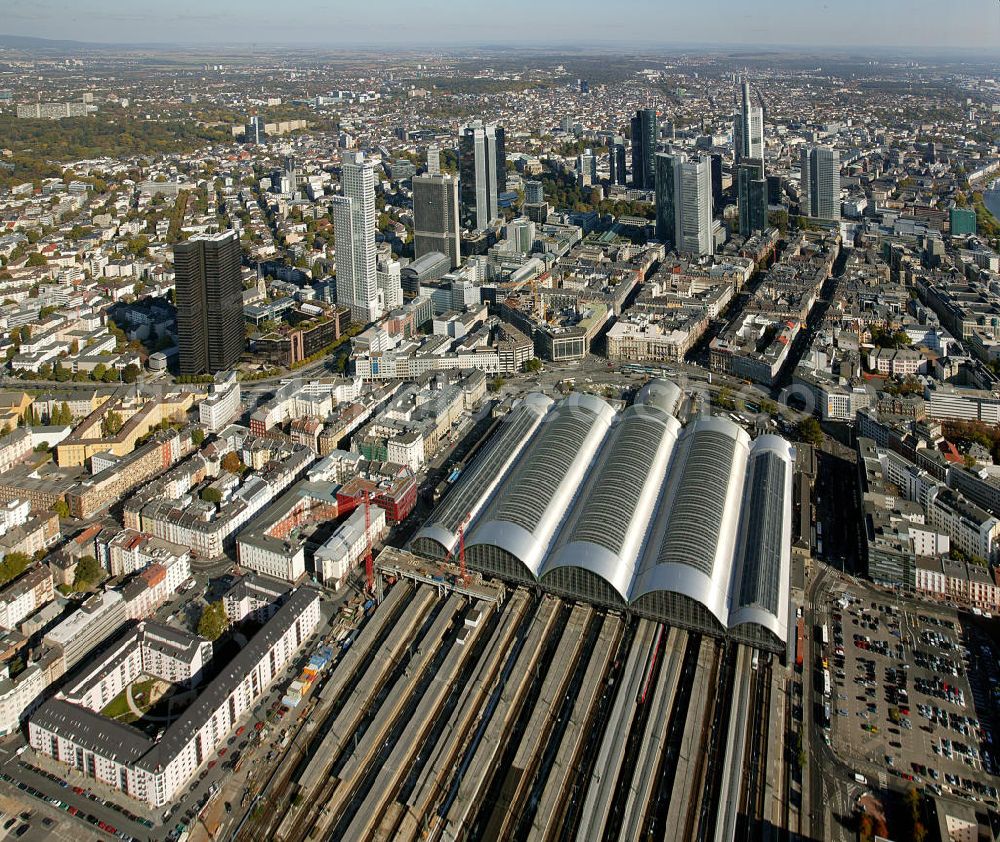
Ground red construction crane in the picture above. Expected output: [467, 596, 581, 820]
[457, 512, 471, 584]
[363, 489, 374, 593]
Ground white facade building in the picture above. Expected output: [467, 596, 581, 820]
[29, 587, 321, 808]
[199, 375, 241, 433]
[333, 153, 379, 324]
[315, 505, 386, 589]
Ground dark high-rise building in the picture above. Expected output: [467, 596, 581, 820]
[766, 174, 782, 206]
[459, 122, 506, 231]
[609, 138, 627, 186]
[654, 152, 677, 246]
[174, 231, 244, 376]
[737, 158, 768, 236]
[630, 109, 658, 190]
[734, 79, 764, 163]
[524, 180, 545, 205]
[244, 115, 265, 145]
[412, 173, 461, 268]
[710, 153, 724, 214]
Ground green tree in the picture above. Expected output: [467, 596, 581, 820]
[102, 410, 124, 437]
[198, 601, 228, 641]
[25, 252, 47, 267]
[0, 552, 31, 586]
[191, 428, 205, 447]
[55, 402, 73, 425]
[201, 487, 223, 504]
[797, 417, 824, 447]
[716, 387, 737, 411]
[522, 358, 543, 373]
[121, 363, 140, 384]
[50, 499, 70, 519]
[73, 555, 102, 591]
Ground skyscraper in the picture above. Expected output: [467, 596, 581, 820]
[507, 217, 535, 253]
[609, 138, 627, 186]
[734, 80, 764, 163]
[459, 122, 506, 231]
[333, 152, 380, 324]
[244, 115, 265, 145]
[630, 108, 658, 190]
[426, 144, 440, 176]
[174, 231, 244, 376]
[284, 155, 297, 194]
[656, 153, 714, 256]
[412, 172, 461, 268]
[376, 256, 403, 311]
[654, 152, 677, 246]
[710, 153, 724, 215]
[676, 155, 714, 256]
[801, 146, 841, 221]
[577, 148, 596, 187]
[524, 180, 545, 205]
[737, 158, 768, 236]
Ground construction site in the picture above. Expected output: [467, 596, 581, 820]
[234, 548, 793, 842]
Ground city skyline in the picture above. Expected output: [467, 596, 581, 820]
[0, 7, 998, 839]
[2, 0, 1000, 50]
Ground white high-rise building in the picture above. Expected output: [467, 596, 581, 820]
[676, 155, 715, 257]
[734, 79, 764, 163]
[506, 217, 536, 254]
[426, 144, 440, 176]
[655, 152, 714, 256]
[800, 146, 841, 221]
[333, 152, 380, 323]
[377, 257, 404, 311]
[577, 148, 596, 187]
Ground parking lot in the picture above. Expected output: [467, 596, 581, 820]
[820, 581, 999, 808]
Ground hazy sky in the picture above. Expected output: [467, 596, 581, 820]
[3, 0, 1000, 50]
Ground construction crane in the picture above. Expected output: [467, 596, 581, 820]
[457, 512, 471, 584]
[363, 489, 374, 593]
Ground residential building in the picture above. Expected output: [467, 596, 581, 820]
[0, 565, 54, 630]
[29, 586, 321, 808]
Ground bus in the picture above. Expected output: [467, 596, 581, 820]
[821, 624, 829, 648]
[823, 669, 831, 698]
